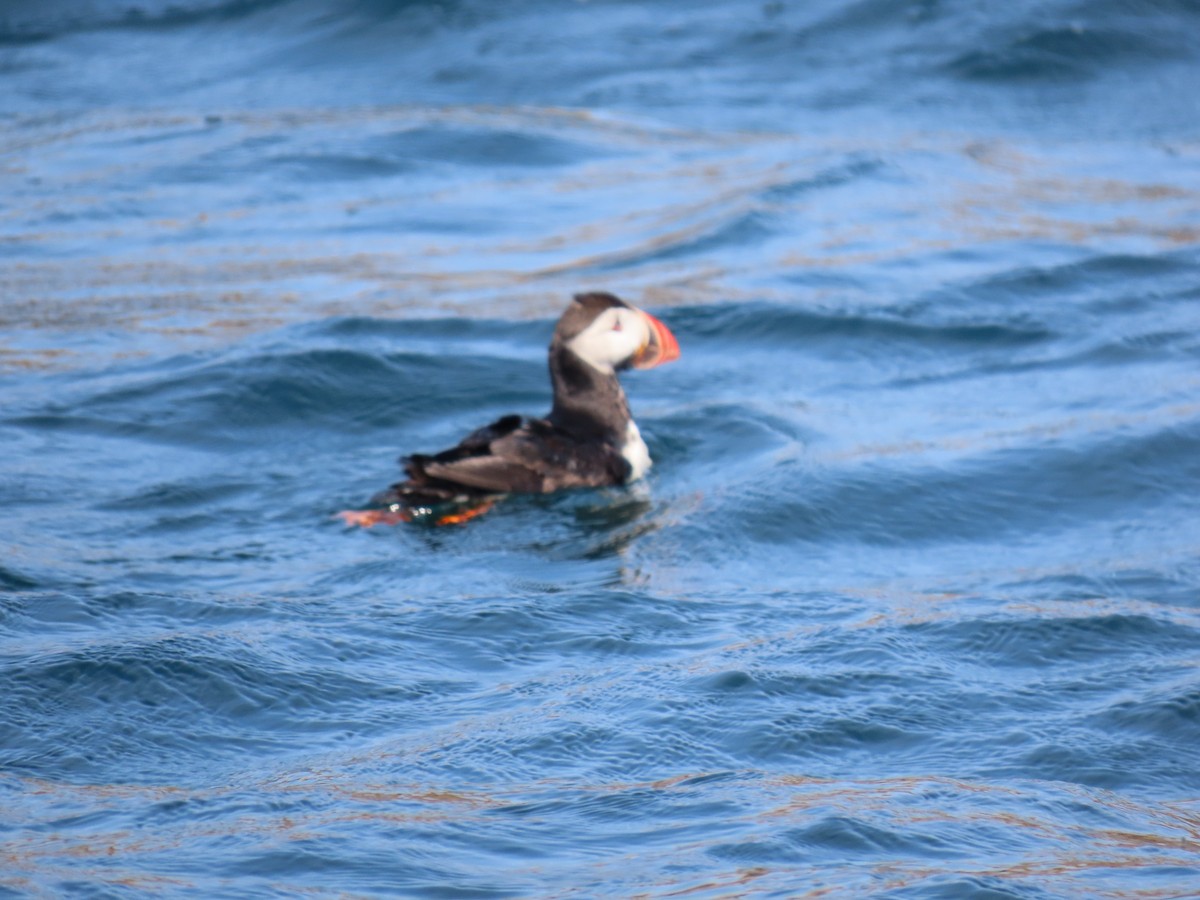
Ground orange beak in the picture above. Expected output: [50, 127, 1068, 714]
[631, 309, 681, 370]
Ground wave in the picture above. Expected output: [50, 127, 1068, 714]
[4, 0, 1199, 139]
[0, 0, 289, 44]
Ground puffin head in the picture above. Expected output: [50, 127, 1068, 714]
[555, 292, 681, 374]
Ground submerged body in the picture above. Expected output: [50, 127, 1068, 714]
[342, 292, 680, 526]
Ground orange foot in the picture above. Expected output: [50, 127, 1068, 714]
[433, 499, 495, 526]
[337, 509, 412, 528]
[337, 499, 497, 528]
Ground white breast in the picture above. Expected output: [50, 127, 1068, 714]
[620, 419, 652, 482]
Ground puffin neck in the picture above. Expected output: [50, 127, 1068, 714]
[546, 344, 631, 441]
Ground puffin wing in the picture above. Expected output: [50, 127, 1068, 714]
[420, 453, 546, 493]
[404, 415, 548, 494]
[414, 418, 628, 494]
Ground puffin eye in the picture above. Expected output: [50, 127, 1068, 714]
[612, 318, 623, 332]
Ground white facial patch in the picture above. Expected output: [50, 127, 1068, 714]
[566, 307, 650, 373]
[621, 419, 652, 482]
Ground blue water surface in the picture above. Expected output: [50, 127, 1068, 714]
[3, 1, 1200, 896]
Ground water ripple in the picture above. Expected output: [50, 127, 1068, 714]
[4, 1, 1200, 895]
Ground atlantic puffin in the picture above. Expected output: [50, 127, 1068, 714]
[340, 292, 681, 526]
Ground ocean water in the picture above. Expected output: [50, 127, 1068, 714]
[3, 1, 1200, 896]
